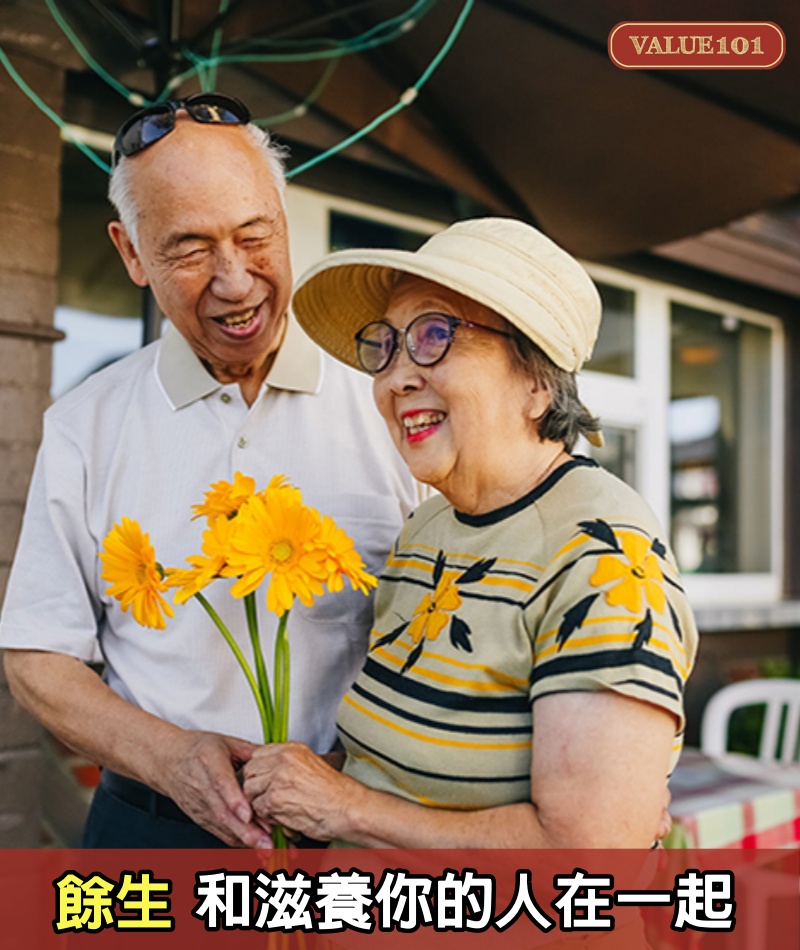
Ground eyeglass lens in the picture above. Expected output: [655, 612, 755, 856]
[357, 314, 454, 373]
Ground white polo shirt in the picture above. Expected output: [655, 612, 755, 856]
[0, 320, 419, 751]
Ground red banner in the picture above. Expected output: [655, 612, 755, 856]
[608, 22, 786, 69]
[3, 847, 798, 948]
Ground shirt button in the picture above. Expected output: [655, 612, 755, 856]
[220, 393, 232, 404]
[237, 437, 248, 449]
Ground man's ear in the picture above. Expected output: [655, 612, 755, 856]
[107, 221, 149, 287]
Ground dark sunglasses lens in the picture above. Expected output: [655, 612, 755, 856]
[356, 323, 396, 373]
[185, 94, 250, 124]
[409, 314, 453, 365]
[116, 106, 174, 159]
[140, 110, 178, 145]
[113, 95, 250, 164]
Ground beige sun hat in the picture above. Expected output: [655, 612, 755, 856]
[291, 217, 603, 375]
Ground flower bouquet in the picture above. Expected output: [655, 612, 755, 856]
[98, 473, 377, 847]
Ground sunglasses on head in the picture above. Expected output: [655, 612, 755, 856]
[354, 312, 512, 375]
[112, 93, 251, 167]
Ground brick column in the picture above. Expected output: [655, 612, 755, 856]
[0, 45, 65, 845]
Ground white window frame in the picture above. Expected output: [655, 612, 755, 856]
[581, 263, 785, 607]
[285, 185, 440, 279]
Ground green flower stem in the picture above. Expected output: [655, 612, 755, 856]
[201, 591, 287, 848]
[194, 592, 270, 741]
[267, 609, 290, 849]
[271, 826, 288, 850]
[244, 592, 274, 741]
[274, 611, 291, 743]
[273, 617, 283, 743]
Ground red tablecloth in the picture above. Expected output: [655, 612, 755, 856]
[666, 748, 800, 848]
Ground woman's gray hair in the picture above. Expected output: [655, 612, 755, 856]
[506, 326, 601, 452]
[107, 123, 288, 251]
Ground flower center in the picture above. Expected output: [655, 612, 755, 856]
[136, 563, 149, 584]
[271, 539, 294, 563]
[631, 566, 646, 579]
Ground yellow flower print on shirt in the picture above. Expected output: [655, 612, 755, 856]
[408, 570, 463, 643]
[371, 552, 496, 673]
[589, 530, 666, 615]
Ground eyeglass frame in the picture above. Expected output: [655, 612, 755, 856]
[112, 92, 251, 168]
[354, 311, 513, 375]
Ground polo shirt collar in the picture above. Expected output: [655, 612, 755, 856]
[156, 315, 322, 409]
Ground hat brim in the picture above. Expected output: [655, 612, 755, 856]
[291, 246, 585, 374]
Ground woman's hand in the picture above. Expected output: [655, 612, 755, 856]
[242, 742, 363, 842]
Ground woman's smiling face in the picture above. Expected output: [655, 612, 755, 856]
[373, 276, 551, 513]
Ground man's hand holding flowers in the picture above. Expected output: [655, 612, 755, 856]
[99, 473, 376, 848]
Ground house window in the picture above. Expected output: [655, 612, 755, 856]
[53, 308, 142, 399]
[329, 211, 428, 253]
[670, 304, 773, 575]
[590, 283, 636, 377]
[283, 185, 440, 287]
[580, 263, 783, 605]
[591, 424, 637, 486]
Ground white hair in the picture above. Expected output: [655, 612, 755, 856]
[107, 122, 288, 252]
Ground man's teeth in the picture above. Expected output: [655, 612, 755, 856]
[216, 308, 257, 328]
[403, 411, 446, 435]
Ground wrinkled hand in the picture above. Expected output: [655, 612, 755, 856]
[155, 730, 273, 849]
[242, 742, 359, 843]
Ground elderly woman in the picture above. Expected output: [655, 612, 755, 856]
[243, 218, 697, 848]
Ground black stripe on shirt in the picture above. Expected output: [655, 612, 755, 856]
[350, 680, 532, 736]
[362, 657, 532, 715]
[610, 677, 681, 705]
[337, 726, 531, 786]
[530, 648, 684, 691]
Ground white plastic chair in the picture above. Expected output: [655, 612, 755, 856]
[700, 679, 800, 950]
[700, 678, 800, 764]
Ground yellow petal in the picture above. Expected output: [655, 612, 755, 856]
[619, 531, 651, 569]
[645, 577, 666, 614]
[407, 614, 427, 644]
[590, 553, 628, 587]
[604, 576, 643, 614]
[437, 584, 462, 613]
[642, 552, 664, 584]
[425, 610, 450, 642]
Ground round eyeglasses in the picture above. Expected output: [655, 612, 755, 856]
[112, 93, 251, 167]
[354, 312, 512, 375]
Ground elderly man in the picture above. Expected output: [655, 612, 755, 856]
[0, 94, 418, 848]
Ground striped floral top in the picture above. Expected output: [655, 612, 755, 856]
[336, 458, 697, 812]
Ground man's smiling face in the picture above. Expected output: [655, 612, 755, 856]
[109, 118, 293, 388]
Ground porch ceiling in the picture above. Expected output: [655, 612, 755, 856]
[51, 0, 800, 259]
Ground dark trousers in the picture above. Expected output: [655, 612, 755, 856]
[81, 770, 230, 848]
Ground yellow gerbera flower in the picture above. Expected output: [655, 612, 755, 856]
[99, 517, 174, 629]
[408, 571, 462, 643]
[223, 484, 328, 616]
[589, 531, 666, 615]
[165, 515, 234, 605]
[256, 473, 303, 505]
[191, 472, 256, 523]
[316, 514, 378, 596]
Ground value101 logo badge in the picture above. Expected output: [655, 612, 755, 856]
[608, 22, 785, 69]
